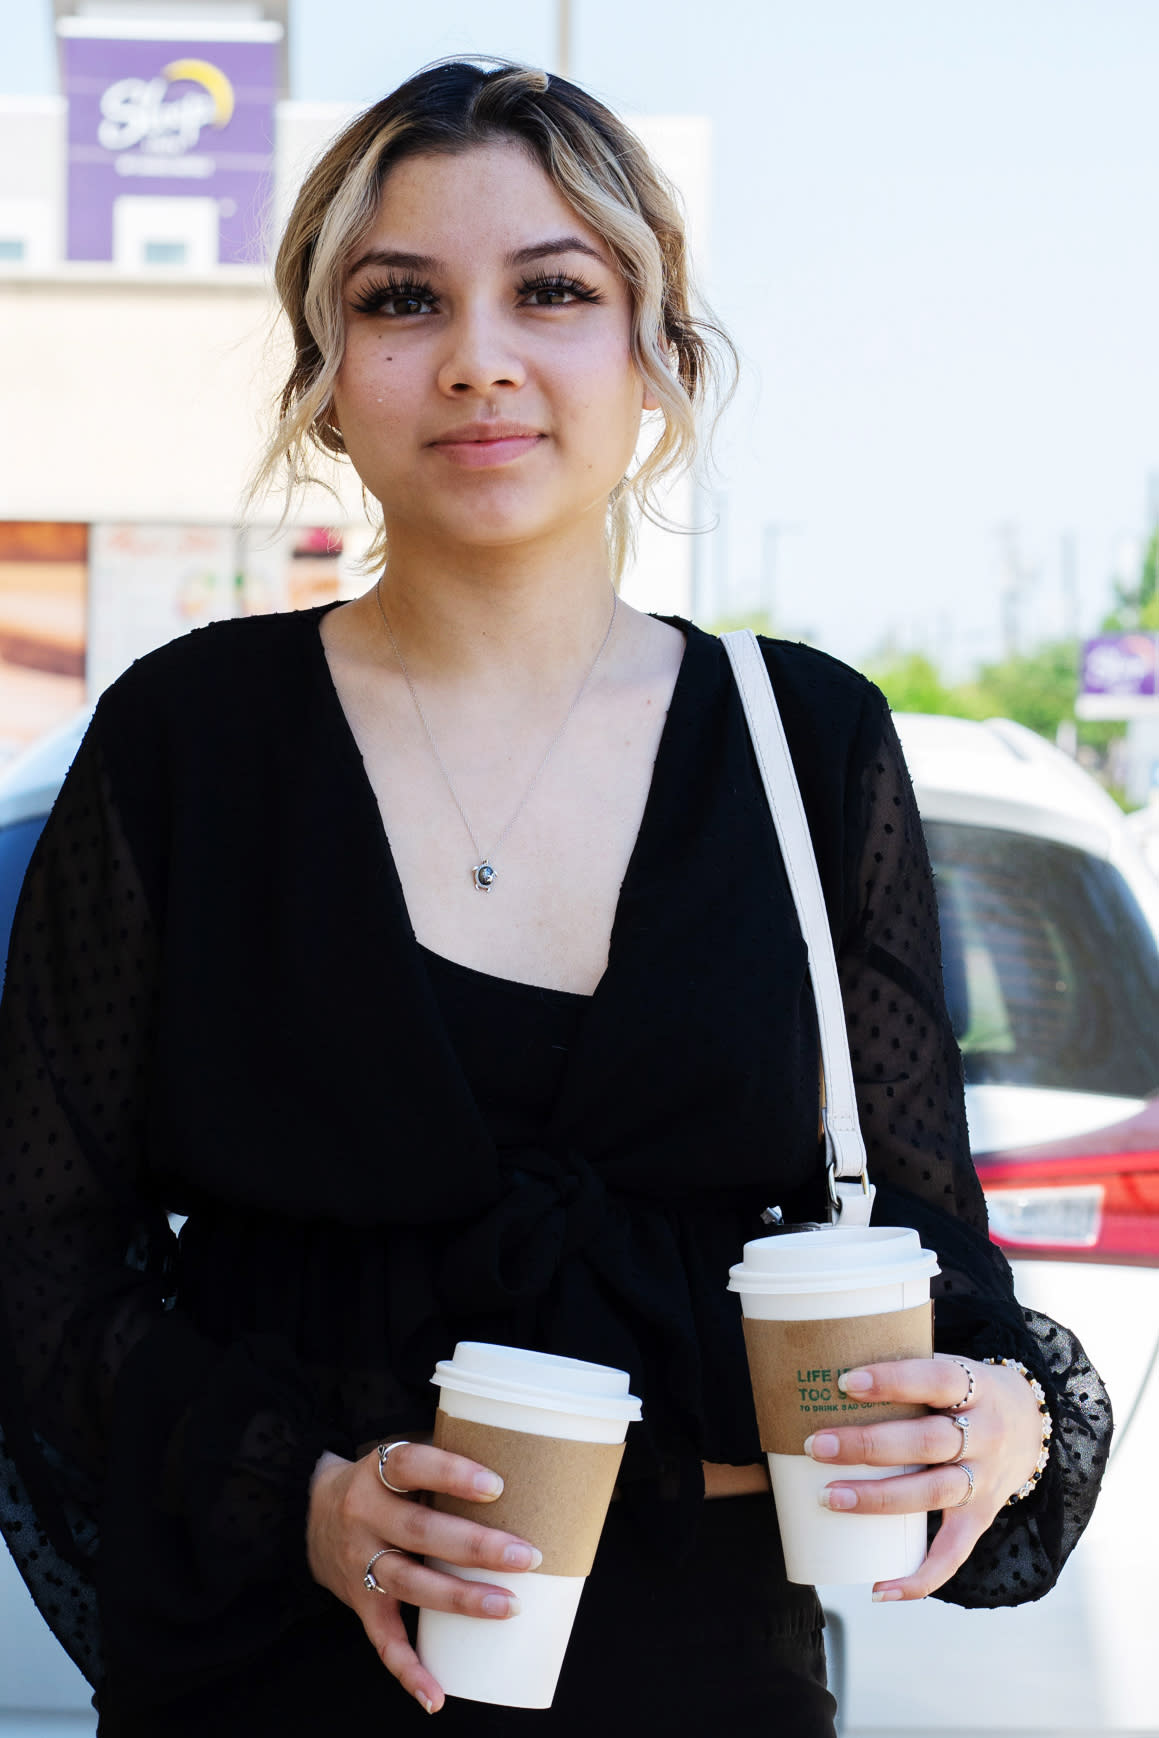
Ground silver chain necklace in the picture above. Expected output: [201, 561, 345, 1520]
[373, 578, 619, 893]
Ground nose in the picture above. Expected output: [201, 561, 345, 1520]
[435, 301, 526, 397]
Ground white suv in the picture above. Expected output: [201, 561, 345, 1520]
[822, 713, 1159, 1737]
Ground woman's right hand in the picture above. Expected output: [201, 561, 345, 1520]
[306, 1439, 542, 1715]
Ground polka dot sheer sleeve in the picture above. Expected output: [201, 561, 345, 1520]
[838, 687, 1112, 1605]
[0, 692, 338, 1698]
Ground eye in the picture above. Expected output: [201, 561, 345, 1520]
[349, 276, 437, 318]
[518, 271, 602, 308]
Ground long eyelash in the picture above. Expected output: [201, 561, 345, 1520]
[518, 270, 602, 302]
[348, 269, 601, 314]
[349, 274, 435, 314]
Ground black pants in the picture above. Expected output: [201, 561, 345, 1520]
[99, 1495, 837, 1737]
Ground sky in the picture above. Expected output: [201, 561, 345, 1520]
[6, 0, 1159, 673]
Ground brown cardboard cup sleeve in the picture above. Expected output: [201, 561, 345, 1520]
[431, 1411, 625, 1577]
[742, 1303, 934, 1455]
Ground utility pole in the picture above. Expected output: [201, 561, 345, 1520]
[996, 522, 1037, 659]
[556, 0, 571, 78]
[1060, 532, 1080, 643]
[759, 522, 803, 628]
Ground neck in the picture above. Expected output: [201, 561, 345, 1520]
[374, 516, 619, 695]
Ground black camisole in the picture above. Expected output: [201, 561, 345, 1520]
[416, 944, 590, 1139]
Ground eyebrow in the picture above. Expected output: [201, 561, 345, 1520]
[345, 235, 610, 279]
[509, 237, 608, 268]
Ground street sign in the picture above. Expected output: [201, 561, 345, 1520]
[1077, 633, 1159, 719]
[59, 20, 279, 266]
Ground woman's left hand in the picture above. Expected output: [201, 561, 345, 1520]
[804, 1354, 1046, 1601]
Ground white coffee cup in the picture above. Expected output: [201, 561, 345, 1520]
[728, 1226, 940, 1586]
[417, 1342, 642, 1708]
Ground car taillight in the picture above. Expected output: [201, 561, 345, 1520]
[981, 1147, 1159, 1264]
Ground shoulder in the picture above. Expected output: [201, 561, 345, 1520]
[750, 633, 888, 759]
[94, 609, 319, 737]
[88, 609, 325, 814]
[702, 626, 908, 853]
[107, 609, 311, 702]
[681, 619, 892, 771]
[756, 633, 875, 708]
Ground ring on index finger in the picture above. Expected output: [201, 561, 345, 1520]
[946, 1360, 977, 1412]
[952, 1462, 976, 1508]
[377, 1440, 412, 1494]
[945, 1413, 971, 1463]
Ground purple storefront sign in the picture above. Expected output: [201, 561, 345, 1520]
[1081, 634, 1159, 700]
[62, 31, 277, 265]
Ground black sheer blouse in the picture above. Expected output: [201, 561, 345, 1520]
[0, 605, 1111, 1706]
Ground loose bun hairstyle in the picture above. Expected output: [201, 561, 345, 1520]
[254, 58, 734, 576]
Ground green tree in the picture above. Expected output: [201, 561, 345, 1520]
[869, 640, 1121, 763]
[967, 641, 1080, 738]
[864, 651, 983, 718]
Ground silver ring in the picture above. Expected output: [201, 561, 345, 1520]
[952, 1462, 976, 1508]
[377, 1439, 412, 1494]
[947, 1360, 977, 1412]
[946, 1413, 971, 1463]
[364, 1546, 407, 1594]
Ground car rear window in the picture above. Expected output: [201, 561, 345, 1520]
[925, 819, 1159, 1098]
[0, 817, 46, 983]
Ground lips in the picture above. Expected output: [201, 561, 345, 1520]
[429, 422, 545, 468]
[430, 421, 543, 445]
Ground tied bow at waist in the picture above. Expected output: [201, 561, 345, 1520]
[433, 1142, 757, 1536]
[438, 1145, 613, 1312]
[433, 1142, 712, 1472]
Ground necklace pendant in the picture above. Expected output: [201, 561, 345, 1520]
[472, 861, 498, 892]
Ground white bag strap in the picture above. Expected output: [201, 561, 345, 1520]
[722, 629, 875, 1226]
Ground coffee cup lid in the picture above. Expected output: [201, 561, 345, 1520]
[432, 1341, 643, 1422]
[727, 1225, 939, 1296]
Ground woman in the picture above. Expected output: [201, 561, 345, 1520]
[0, 60, 1109, 1736]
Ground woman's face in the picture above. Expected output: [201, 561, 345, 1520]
[332, 139, 654, 560]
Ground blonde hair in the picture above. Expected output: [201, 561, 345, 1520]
[252, 59, 734, 577]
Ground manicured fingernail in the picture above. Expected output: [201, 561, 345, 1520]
[503, 1543, 542, 1569]
[872, 1587, 904, 1602]
[804, 1432, 840, 1459]
[820, 1485, 858, 1510]
[838, 1370, 873, 1394]
[417, 1692, 437, 1714]
[483, 1593, 520, 1617]
[473, 1470, 504, 1496]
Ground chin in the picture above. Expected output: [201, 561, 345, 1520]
[420, 498, 582, 550]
